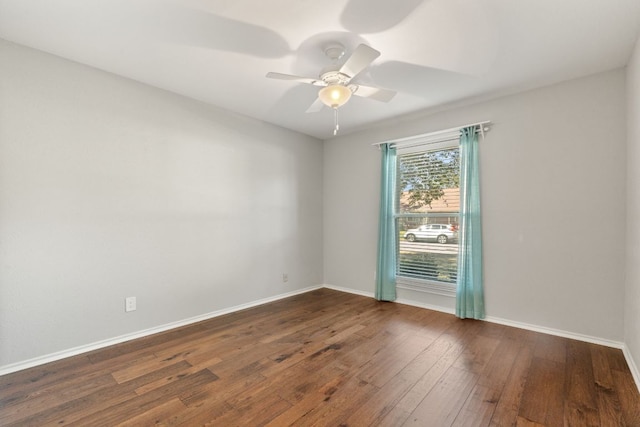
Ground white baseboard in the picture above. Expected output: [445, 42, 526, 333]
[0, 285, 323, 376]
[395, 297, 456, 315]
[323, 284, 374, 299]
[623, 345, 640, 393]
[324, 284, 456, 315]
[483, 315, 625, 349]
[323, 284, 458, 316]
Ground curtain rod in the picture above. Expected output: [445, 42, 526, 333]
[372, 120, 491, 149]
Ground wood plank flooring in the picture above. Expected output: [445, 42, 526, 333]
[1, 288, 639, 426]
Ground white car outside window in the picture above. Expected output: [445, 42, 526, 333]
[403, 224, 458, 244]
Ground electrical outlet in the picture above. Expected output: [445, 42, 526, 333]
[125, 296, 137, 312]
[282, 273, 288, 283]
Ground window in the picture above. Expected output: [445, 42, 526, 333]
[394, 141, 460, 296]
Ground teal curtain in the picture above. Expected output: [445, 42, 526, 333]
[375, 144, 397, 301]
[456, 127, 485, 319]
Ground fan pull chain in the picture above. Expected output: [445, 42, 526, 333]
[333, 107, 340, 136]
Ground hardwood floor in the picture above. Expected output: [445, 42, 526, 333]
[1, 288, 639, 426]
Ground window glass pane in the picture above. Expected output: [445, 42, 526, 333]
[396, 148, 460, 215]
[397, 218, 458, 283]
[395, 147, 460, 285]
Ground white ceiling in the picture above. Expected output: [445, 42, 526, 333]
[1, 0, 639, 140]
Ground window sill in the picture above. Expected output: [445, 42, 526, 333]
[396, 276, 456, 297]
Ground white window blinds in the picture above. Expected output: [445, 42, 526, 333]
[395, 144, 460, 289]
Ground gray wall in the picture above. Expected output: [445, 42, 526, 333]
[626, 36, 640, 375]
[0, 39, 324, 367]
[324, 69, 627, 342]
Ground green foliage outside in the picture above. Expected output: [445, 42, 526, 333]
[398, 148, 459, 211]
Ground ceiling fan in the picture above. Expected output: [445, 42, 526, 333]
[266, 43, 396, 134]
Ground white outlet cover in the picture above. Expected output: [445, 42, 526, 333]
[125, 296, 136, 312]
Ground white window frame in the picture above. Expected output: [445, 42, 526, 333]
[394, 140, 460, 297]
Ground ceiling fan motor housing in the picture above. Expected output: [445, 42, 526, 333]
[320, 70, 351, 86]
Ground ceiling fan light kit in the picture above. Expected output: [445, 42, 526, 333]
[318, 84, 352, 109]
[266, 42, 396, 136]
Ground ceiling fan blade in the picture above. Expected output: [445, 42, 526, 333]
[352, 85, 397, 102]
[339, 44, 381, 79]
[266, 72, 325, 86]
[306, 97, 325, 113]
